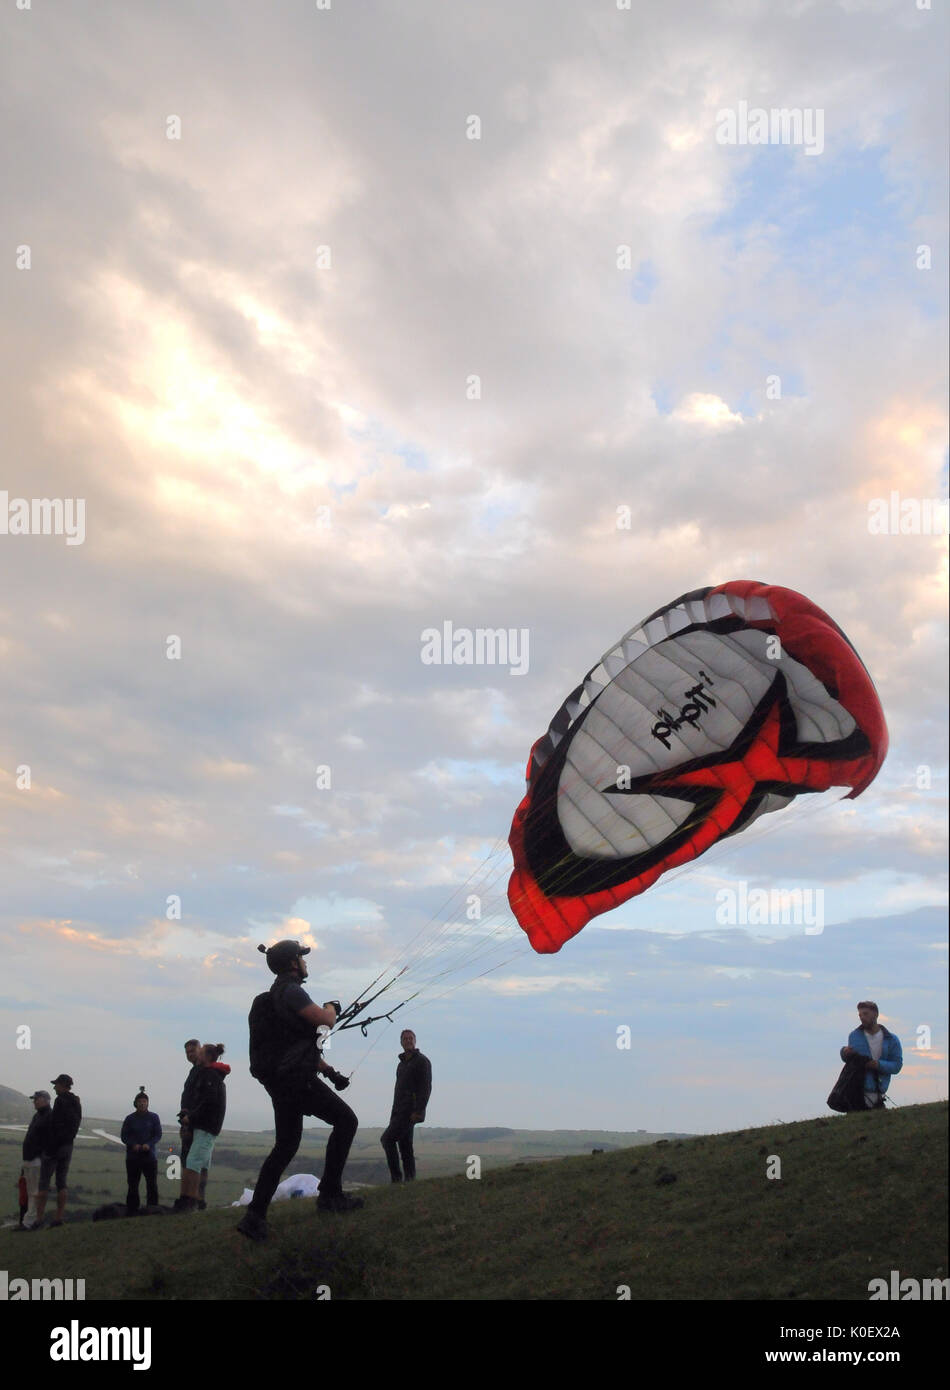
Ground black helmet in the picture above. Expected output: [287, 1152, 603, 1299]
[258, 940, 311, 975]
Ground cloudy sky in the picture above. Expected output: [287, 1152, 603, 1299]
[1, 0, 946, 1137]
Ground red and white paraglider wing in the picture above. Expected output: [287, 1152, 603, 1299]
[507, 581, 887, 953]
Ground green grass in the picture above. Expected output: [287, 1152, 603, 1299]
[1, 1102, 945, 1300]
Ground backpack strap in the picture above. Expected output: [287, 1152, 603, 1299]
[270, 980, 319, 1082]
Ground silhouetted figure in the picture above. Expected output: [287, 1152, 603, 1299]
[381, 1030, 431, 1182]
[237, 941, 361, 1242]
[178, 1039, 208, 1207]
[121, 1088, 162, 1213]
[34, 1075, 81, 1228]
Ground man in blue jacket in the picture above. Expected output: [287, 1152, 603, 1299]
[841, 1001, 902, 1108]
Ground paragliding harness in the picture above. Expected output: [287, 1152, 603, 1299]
[827, 1054, 891, 1113]
[827, 1058, 871, 1112]
[249, 980, 321, 1090]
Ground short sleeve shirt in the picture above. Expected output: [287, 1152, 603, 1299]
[273, 975, 314, 1022]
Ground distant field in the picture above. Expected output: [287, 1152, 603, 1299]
[0, 1120, 684, 1218]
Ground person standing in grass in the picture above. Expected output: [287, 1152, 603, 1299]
[175, 1044, 229, 1213]
[16, 1091, 52, 1231]
[840, 1001, 903, 1109]
[34, 1074, 81, 1229]
[237, 940, 361, 1242]
[381, 1030, 431, 1183]
[178, 1038, 208, 1209]
[121, 1088, 162, 1214]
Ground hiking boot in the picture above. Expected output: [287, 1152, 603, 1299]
[316, 1192, 364, 1214]
[236, 1209, 269, 1242]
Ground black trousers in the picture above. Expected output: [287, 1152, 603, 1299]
[249, 1076, 357, 1216]
[125, 1153, 159, 1212]
[381, 1112, 416, 1181]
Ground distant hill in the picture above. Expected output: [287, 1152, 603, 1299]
[0, 1084, 32, 1123]
[444, 1127, 515, 1141]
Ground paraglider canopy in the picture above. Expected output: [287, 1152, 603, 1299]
[508, 581, 887, 953]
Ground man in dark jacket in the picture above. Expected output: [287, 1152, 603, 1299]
[237, 940, 361, 1242]
[35, 1074, 82, 1228]
[121, 1089, 163, 1213]
[178, 1039, 208, 1208]
[16, 1091, 52, 1230]
[381, 1030, 432, 1183]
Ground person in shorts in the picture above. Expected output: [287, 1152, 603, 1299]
[35, 1074, 81, 1228]
[178, 1039, 208, 1208]
[175, 1044, 228, 1213]
[16, 1091, 52, 1230]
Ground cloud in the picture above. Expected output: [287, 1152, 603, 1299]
[671, 393, 745, 427]
[0, 0, 945, 1129]
[482, 973, 608, 997]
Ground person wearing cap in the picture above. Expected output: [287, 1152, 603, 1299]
[178, 1039, 208, 1209]
[15, 1091, 52, 1231]
[121, 1088, 163, 1214]
[34, 1074, 82, 1228]
[237, 940, 361, 1241]
[840, 1001, 903, 1108]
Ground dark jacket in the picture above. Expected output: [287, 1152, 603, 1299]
[180, 1064, 203, 1118]
[120, 1110, 163, 1158]
[186, 1063, 230, 1136]
[45, 1092, 82, 1152]
[391, 1050, 432, 1122]
[22, 1106, 52, 1162]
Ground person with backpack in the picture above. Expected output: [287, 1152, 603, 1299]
[175, 1044, 229, 1213]
[34, 1074, 82, 1228]
[237, 940, 361, 1241]
[840, 1000, 902, 1108]
[121, 1087, 163, 1213]
[178, 1038, 208, 1209]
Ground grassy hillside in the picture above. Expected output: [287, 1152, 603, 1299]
[1, 1102, 944, 1300]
